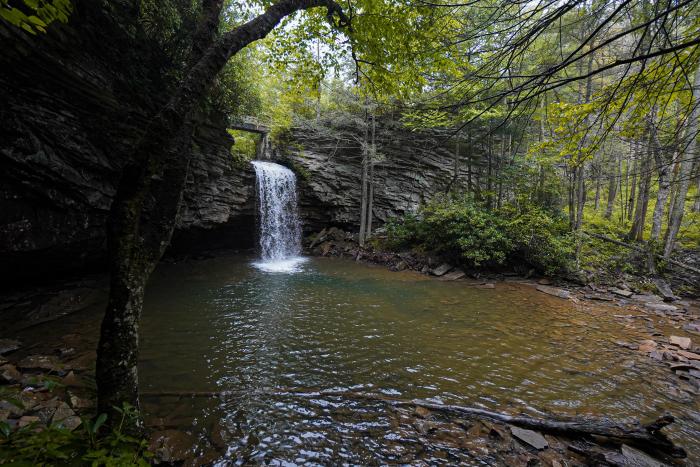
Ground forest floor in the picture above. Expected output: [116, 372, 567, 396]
[1, 243, 699, 465]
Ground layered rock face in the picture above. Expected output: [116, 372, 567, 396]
[282, 122, 469, 233]
[0, 1, 255, 284]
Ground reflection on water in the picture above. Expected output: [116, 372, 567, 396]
[138, 254, 700, 464]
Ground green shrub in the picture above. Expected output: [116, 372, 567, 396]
[0, 401, 151, 466]
[386, 197, 574, 274]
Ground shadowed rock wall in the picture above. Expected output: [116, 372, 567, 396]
[0, 1, 255, 284]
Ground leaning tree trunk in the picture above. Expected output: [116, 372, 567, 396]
[96, 0, 349, 419]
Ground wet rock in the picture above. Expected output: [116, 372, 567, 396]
[0, 339, 21, 355]
[0, 399, 23, 417]
[653, 278, 677, 302]
[536, 285, 571, 299]
[61, 371, 85, 388]
[149, 429, 196, 464]
[0, 364, 21, 383]
[638, 340, 657, 352]
[683, 323, 700, 334]
[510, 426, 548, 450]
[320, 242, 333, 256]
[394, 260, 408, 272]
[68, 392, 94, 409]
[59, 416, 82, 431]
[415, 406, 432, 418]
[431, 263, 453, 276]
[669, 335, 692, 350]
[584, 294, 614, 301]
[611, 288, 634, 298]
[17, 355, 61, 372]
[18, 415, 41, 428]
[476, 283, 495, 289]
[645, 303, 678, 312]
[537, 278, 552, 285]
[442, 269, 465, 281]
[420, 265, 430, 274]
[620, 444, 665, 467]
[52, 404, 76, 423]
[676, 350, 700, 361]
[632, 294, 662, 302]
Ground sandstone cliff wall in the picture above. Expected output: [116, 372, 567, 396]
[0, 3, 469, 284]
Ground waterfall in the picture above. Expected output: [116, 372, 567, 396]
[251, 161, 305, 272]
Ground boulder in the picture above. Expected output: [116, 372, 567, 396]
[0, 339, 21, 355]
[510, 426, 548, 450]
[645, 303, 678, 312]
[149, 429, 196, 464]
[431, 263, 453, 276]
[620, 444, 665, 467]
[442, 269, 465, 281]
[611, 288, 634, 298]
[536, 285, 571, 299]
[0, 364, 21, 383]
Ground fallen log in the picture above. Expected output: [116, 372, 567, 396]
[274, 389, 684, 458]
[585, 232, 700, 275]
[147, 387, 685, 459]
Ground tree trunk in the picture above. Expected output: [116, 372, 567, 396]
[96, 0, 349, 420]
[649, 125, 671, 243]
[664, 63, 700, 257]
[366, 110, 376, 238]
[628, 130, 654, 241]
[628, 142, 638, 220]
[604, 152, 619, 219]
[358, 100, 369, 246]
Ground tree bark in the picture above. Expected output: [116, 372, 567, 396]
[628, 129, 654, 241]
[649, 123, 671, 243]
[96, 0, 349, 419]
[604, 152, 619, 219]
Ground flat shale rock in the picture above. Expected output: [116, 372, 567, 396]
[17, 355, 61, 372]
[442, 269, 465, 280]
[0, 339, 21, 355]
[620, 444, 667, 467]
[645, 303, 678, 312]
[536, 285, 571, 299]
[510, 426, 548, 450]
[611, 288, 634, 298]
[669, 335, 692, 350]
[431, 263, 453, 277]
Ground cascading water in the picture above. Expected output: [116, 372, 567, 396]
[251, 161, 306, 272]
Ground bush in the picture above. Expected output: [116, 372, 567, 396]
[386, 197, 573, 274]
[0, 399, 151, 466]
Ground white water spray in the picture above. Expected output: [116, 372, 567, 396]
[251, 161, 306, 273]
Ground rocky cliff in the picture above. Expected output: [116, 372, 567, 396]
[0, 3, 468, 285]
[0, 1, 256, 284]
[282, 121, 469, 233]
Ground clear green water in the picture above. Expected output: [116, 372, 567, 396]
[137, 254, 700, 464]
